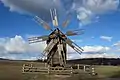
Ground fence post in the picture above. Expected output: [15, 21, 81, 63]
[71, 67, 73, 74]
[22, 64, 25, 73]
[83, 65, 86, 71]
[77, 64, 80, 69]
[48, 65, 50, 74]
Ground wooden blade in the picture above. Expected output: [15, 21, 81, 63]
[50, 9, 59, 27]
[28, 35, 48, 44]
[34, 16, 51, 30]
[43, 39, 58, 54]
[62, 19, 70, 28]
[44, 39, 58, 64]
[65, 38, 83, 55]
[65, 29, 84, 36]
[62, 15, 71, 28]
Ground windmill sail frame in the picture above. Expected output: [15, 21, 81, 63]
[28, 8, 84, 67]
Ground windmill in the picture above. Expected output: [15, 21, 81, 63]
[28, 8, 84, 67]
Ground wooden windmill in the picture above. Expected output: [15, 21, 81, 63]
[28, 9, 84, 67]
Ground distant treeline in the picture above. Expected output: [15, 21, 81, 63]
[1, 58, 119, 66]
[67, 58, 120, 66]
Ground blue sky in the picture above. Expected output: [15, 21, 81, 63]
[0, 0, 120, 60]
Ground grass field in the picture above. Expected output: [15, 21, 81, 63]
[95, 66, 120, 78]
[0, 60, 120, 80]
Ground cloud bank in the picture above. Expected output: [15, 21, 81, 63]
[1, 0, 120, 25]
[67, 44, 119, 60]
[0, 35, 46, 60]
[1, 0, 63, 22]
[74, 0, 120, 26]
[0, 35, 119, 60]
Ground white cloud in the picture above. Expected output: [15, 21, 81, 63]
[82, 45, 110, 53]
[113, 41, 120, 47]
[5, 35, 46, 53]
[76, 7, 93, 26]
[1, 0, 63, 22]
[72, 39, 83, 43]
[68, 53, 81, 60]
[83, 0, 119, 13]
[67, 45, 113, 59]
[68, 53, 119, 60]
[72, 0, 119, 26]
[0, 35, 46, 60]
[100, 36, 113, 42]
[5, 35, 26, 53]
[80, 53, 118, 59]
[112, 41, 120, 52]
[1, 0, 119, 25]
[68, 45, 119, 60]
[0, 35, 119, 60]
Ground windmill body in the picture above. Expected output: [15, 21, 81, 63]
[46, 28, 67, 67]
[28, 9, 84, 67]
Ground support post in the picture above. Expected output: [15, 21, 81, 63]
[48, 65, 50, 74]
[83, 65, 86, 71]
[45, 63, 47, 68]
[71, 67, 73, 74]
[77, 64, 80, 69]
[22, 64, 25, 73]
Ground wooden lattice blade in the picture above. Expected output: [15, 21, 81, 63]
[43, 39, 58, 55]
[64, 38, 83, 55]
[62, 19, 70, 28]
[65, 29, 84, 36]
[62, 15, 71, 28]
[50, 9, 59, 27]
[28, 35, 48, 43]
[34, 16, 51, 30]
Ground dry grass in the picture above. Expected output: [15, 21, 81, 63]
[0, 60, 120, 80]
[95, 65, 120, 78]
[0, 60, 48, 80]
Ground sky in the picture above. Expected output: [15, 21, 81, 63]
[0, 0, 120, 60]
